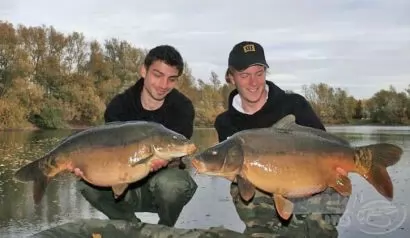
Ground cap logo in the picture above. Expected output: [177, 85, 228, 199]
[243, 44, 256, 53]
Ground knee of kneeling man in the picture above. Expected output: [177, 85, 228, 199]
[76, 179, 103, 201]
[76, 179, 89, 191]
[184, 176, 198, 196]
[156, 174, 197, 201]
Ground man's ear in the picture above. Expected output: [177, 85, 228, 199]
[140, 65, 147, 78]
[229, 76, 236, 86]
[226, 69, 235, 85]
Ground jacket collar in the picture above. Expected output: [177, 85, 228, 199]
[227, 80, 285, 114]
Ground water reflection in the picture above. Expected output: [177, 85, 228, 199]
[0, 129, 106, 238]
[0, 127, 409, 237]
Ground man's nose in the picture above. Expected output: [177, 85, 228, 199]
[249, 75, 258, 86]
[158, 78, 169, 88]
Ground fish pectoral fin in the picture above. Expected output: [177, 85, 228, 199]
[330, 173, 352, 196]
[273, 194, 294, 221]
[152, 145, 166, 159]
[112, 183, 129, 199]
[152, 145, 179, 160]
[129, 151, 154, 167]
[236, 175, 256, 202]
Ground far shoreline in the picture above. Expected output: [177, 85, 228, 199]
[1, 122, 410, 132]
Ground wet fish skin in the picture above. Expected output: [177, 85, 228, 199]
[191, 114, 403, 221]
[14, 121, 197, 204]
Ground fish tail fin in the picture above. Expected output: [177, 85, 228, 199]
[14, 158, 50, 204]
[354, 143, 403, 200]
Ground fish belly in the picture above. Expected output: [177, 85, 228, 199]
[243, 154, 329, 198]
[67, 146, 151, 186]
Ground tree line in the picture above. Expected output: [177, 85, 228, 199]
[1, 21, 409, 129]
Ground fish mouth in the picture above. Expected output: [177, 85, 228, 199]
[190, 158, 235, 178]
[190, 158, 205, 173]
[153, 143, 197, 159]
[186, 143, 197, 154]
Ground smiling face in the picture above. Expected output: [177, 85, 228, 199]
[230, 65, 267, 108]
[140, 60, 179, 101]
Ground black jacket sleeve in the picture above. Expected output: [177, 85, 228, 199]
[214, 113, 234, 143]
[104, 94, 128, 123]
[214, 116, 225, 143]
[291, 94, 326, 131]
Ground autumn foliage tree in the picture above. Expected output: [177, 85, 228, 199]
[0, 21, 409, 129]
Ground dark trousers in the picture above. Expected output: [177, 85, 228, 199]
[230, 183, 349, 238]
[77, 168, 197, 227]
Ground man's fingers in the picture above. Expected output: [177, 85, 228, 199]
[73, 168, 84, 177]
[149, 159, 169, 172]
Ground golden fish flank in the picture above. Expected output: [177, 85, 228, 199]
[191, 114, 403, 221]
[92, 233, 102, 238]
[13, 120, 197, 204]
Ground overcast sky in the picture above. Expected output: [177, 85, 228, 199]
[1, 0, 409, 99]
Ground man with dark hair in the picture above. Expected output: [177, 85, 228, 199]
[214, 41, 349, 237]
[76, 45, 197, 227]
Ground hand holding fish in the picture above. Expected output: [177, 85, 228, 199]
[73, 168, 84, 177]
[66, 162, 85, 178]
[149, 159, 170, 172]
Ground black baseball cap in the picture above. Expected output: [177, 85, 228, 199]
[228, 41, 269, 71]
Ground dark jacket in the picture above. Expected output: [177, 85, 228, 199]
[214, 81, 325, 142]
[104, 78, 195, 139]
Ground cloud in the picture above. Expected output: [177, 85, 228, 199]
[2, 0, 410, 99]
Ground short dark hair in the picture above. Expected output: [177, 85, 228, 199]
[144, 45, 184, 76]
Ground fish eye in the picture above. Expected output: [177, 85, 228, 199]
[172, 135, 178, 139]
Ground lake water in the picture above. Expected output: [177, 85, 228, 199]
[0, 126, 409, 237]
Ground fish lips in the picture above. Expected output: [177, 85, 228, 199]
[186, 143, 198, 154]
[190, 152, 226, 174]
[191, 157, 205, 172]
[155, 143, 197, 159]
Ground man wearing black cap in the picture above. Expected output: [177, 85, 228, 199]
[214, 41, 349, 237]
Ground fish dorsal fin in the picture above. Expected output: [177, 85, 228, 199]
[271, 114, 297, 129]
[272, 114, 351, 146]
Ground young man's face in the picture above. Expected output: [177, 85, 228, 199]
[231, 65, 267, 104]
[140, 60, 179, 101]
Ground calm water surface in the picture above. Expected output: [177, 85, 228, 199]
[0, 126, 409, 237]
